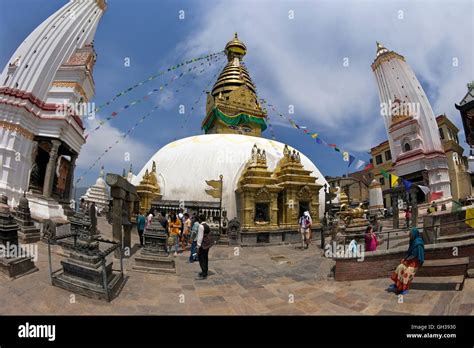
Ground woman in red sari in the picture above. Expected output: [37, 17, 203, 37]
[364, 225, 378, 251]
[389, 227, 425, 295]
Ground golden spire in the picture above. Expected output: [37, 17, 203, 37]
[202, 33, 267, 136]
[225, 32, 247, 62]
[212, 33, 255, 97]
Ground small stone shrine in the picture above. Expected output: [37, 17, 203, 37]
[0, 195, 37, 279]
[228, 217, 241, 246]
[49, 200, 125, 301]
[14, 193, 40, 243]
[132, 216, 175, 274]
[217, 209, 230, 245]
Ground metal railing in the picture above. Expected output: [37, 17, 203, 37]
[423, 216, 474, 244]
[322, 216, 474, 251]
[338, 227, 415, 250]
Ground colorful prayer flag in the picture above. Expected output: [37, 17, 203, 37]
[391, 174, 399, 187]
[402, 178, 412, 190]
[364, 163, 374, 171]
[418, 185, 430, 195]
[348, 155, 355, 167]
[380, 169, 390, 179]
[465, 207, 474, 228]
[355, 160, 365, 169]
[430, 191, 443, 201]
[311, 133, 318, 139]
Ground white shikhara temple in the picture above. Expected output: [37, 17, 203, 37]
[0, 0, 107, 219]
[372, 42, 452, 202]
[81, 166, 109, 211]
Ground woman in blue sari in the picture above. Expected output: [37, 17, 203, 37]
[389, 227, 425, 295]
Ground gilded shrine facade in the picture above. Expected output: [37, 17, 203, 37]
[236, 144, 322, 245]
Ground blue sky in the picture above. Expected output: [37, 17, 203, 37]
[1, 0, 473, 187]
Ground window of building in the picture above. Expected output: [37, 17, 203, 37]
[379, 177, 385, 186]
[448, 129, 453, 140]
[404, 142, 411, 152]
[439, 127, 445, 140]
[385, 150, 392, 161]
[375, 154, 383, 165]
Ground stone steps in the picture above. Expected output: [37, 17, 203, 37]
[436, 232, 474, 244]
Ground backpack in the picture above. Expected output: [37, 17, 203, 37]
[300, 216, 311, 228]
[201, 223, 215, 250]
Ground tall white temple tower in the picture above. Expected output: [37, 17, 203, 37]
[0, 0, 107, 219]
[371, 42, 452, 202]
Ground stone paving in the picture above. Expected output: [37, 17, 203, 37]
[0, 217, 472, 315]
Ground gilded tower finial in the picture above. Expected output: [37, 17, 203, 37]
[225, 33, 247, 62]
[202, 33, 267, 136]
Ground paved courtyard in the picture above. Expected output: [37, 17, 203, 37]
[0, 217, 473, 315]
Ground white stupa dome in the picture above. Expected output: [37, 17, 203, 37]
[95, 176, 106, 188]
[132, 134, 327, 219]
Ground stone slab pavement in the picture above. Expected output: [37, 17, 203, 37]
[0, 217, 472, 315]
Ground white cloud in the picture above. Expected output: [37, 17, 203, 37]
[76, 117, 153, 184]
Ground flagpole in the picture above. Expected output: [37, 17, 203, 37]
[219, 174, 223, 235]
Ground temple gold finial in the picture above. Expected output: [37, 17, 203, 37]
[225, 33, 247, 62]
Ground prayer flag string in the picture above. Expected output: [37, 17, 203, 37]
[88, 51, 225, 116]
[75, 59, 219, 185]
[85, 53, 224, 139]
[260, 99, 426, 191]
[177, 62, 224, 139]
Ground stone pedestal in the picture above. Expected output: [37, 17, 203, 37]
[344, 218, 370, 235]
[132, 217, 175, 274]
[14, 194, 40, 243]
[52, 249, 124, 301]
[26, 193, 66, 220]
[0, 195, 38, 279]
[49, 208, 125, 301]
[228, 218, 241, 246]
[0, 256, 38, 279]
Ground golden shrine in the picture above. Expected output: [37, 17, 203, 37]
[136, 161, 161, 214]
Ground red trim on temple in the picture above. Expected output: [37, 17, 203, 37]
[0, 99, 85, 140]
[0, 87, 84, 129]
[394, 149, 447, 166]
